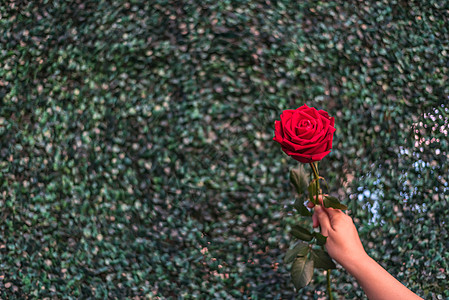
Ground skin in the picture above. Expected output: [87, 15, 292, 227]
[309, 197, 423, 300]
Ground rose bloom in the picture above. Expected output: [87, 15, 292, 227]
[273, 104, 335, 163]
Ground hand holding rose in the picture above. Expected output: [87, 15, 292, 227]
[307, 197, 368, 270]
[308, 198, 423, 300]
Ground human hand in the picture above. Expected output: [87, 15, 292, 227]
[309, 197, 423, 300]
[308, 197, 368, 271]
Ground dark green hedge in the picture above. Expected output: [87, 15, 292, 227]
[1, 0, 448, 299]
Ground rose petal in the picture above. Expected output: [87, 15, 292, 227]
[288, 150, 331, 163]
[318, 110, 335, 128]
[320, 114, 330, 131]
[280, 110, 295, 125]
[303, 106, 317, 118]
[295, 112, 316, 139]
[273, 120, 284, 143]
[290, 128, 326, 144]
[310, 150, 331, 161]
[282, 140, 329, 155]
[290, 110, 302, 132]
[296, 127, 314, 140]
[295, 119, 314, 135]
[325, 128, 336, 150]
[326, 136, 333, 151]
[318, 110, 330, 119]
[283, 118, 297, 140]
[315, 112, 323, 133]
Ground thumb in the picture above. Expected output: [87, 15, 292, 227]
[314, 206, 332, 236]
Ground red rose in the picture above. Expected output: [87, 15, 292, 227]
[273, 104, 336, 163]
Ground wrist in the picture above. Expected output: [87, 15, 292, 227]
[340, 252, 372, 277]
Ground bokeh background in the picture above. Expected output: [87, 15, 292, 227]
[1, 0, 448, 299]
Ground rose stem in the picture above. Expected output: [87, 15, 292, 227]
[327, 271, 333, 300]
[309, 162, 333, 300]
[309, 162, 320, 204]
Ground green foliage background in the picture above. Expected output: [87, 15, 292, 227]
[1, 0, 448, 298]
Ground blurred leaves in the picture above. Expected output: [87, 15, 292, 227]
[0, 0, 448, 298]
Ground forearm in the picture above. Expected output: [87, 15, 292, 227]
[343, 254, 423, 300]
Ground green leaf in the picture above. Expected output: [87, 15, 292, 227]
[291, 255, 314, 290]
[284, 242, 309, 264]
[290, 165, 309, 195]
[290, 225, 314, 242]
[314, 232, 327, 246]
[293, 198, 312, 216]
[311, 249, 336, 270]
[308, 181, 317, 204]
[323, 195, 348, 210]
